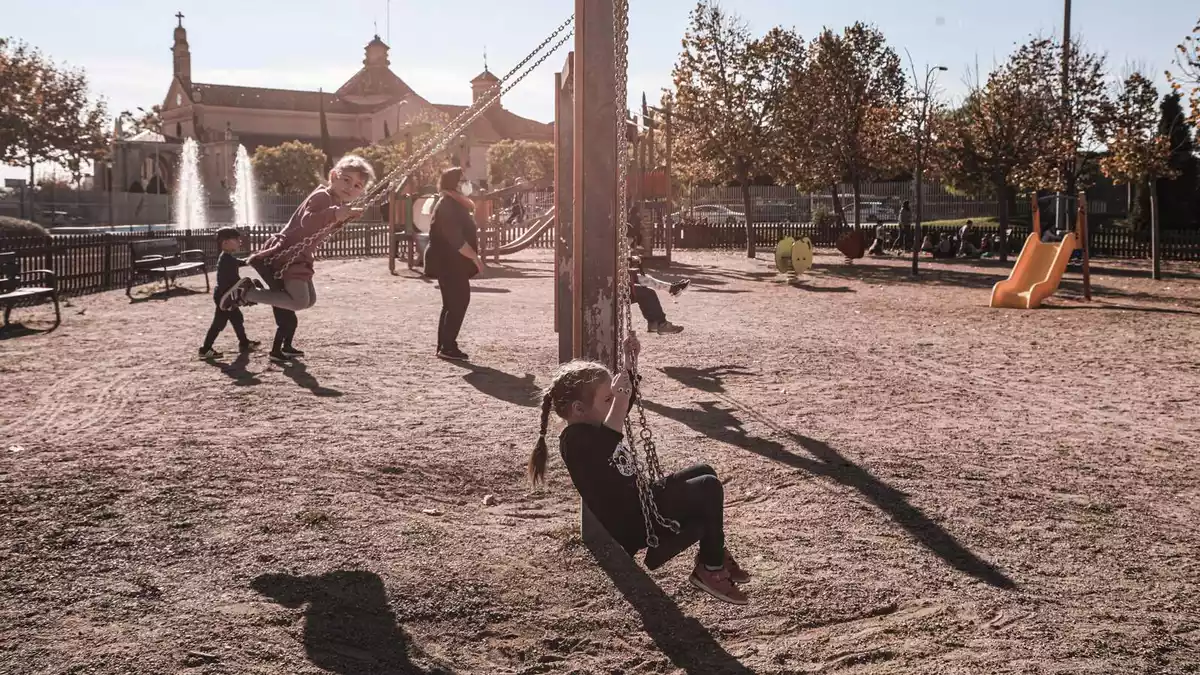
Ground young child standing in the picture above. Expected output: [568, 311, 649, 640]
[528, 336, 751, 605]
[220, 155, 374, 362]
[199, 228, 260, 359]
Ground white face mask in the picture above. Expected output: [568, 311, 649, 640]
[458, 181, 474, 197]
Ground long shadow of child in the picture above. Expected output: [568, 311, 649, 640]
[251, 570, 454, 674]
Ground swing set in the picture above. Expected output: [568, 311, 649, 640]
[253, 0, 697, 572]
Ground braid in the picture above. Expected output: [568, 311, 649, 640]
[528, 392, 553, 485]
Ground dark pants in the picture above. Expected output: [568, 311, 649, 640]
[654, 463, 725, 567]
[273, 307, 298, 352]
[251, 258, 300, 353]
[203, 305, 248, 349]
[437, 274, 471, 352]
[632, 283, 665, 324]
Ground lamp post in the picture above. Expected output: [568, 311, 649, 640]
[911, 63, 948, 276]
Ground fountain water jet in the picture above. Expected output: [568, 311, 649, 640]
[174, 138, 208, 231]
[231, 144, 259, 226]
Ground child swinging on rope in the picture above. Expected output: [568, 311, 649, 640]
[220, 155, 375, 315]
[528, 334, 751, 605]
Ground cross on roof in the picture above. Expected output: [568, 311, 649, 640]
[175, 11, 184, 26]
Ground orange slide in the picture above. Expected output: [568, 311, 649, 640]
[989, 231, 1078, 309]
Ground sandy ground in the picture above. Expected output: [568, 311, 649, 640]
[2, 249, 1198, 675]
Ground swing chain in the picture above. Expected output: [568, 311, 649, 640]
[262, 17, 575, 278]
[613, 0, 679, 548]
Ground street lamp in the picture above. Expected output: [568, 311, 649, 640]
[911, 62, 948, 276]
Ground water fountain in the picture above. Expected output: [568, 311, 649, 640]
[230, 144, 259, 226]
[174, 137, 208, 231]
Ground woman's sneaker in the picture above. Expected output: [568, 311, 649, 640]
[219, 277, 254, 311]
[656, 320, 684, 334]
[669, 279, 691, 296]
[689, 564, 748, 605]
[198, 347, 222, 360]
[280, 346, 305, 358]
[437, 348, 469, 361]
[268, 351, 290, 364]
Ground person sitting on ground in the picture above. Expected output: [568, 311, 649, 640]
[867, 216, 888, 255]
[920, 231, 936, 255]
[528, 340, 752, 605]
[935, 231, 956, 258]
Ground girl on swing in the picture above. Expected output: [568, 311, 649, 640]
[528, 334, 751, 605]
[220, 155, 374, 361]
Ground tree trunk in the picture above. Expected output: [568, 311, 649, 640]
[996, 179, 1010, 263]
[739, 166, 755, 258]
[1150, 178, 1161, 281]
[830, 185, 844, 228]
[852, 176, 862, 229]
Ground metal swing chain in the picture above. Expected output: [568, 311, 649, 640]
[263, 16, 576, 278]
[612, 0, 679, 548]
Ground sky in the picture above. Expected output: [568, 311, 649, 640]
[3, 0, 1197, 182]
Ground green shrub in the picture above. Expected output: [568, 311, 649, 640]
[812, 205, 836, 228]
[0, 216, 47, 237]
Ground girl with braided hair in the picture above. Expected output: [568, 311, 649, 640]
[527, 335, 751, 605]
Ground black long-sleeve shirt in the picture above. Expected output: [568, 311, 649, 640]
[214, 251, 248, 301]
[559, 378, 648, 554]
[559, 423, 647, 555]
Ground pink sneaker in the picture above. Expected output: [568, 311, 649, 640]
[689, 563, 748, 605]
[696, 552, 751, 584]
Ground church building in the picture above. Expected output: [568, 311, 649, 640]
[109, 14, 553, 194]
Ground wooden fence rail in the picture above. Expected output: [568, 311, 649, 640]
[3, 220, 1199, 299]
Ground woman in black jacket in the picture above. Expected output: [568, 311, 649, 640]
[425, 167, 484, 361]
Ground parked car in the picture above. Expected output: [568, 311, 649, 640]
[756, 202, 802, 222]
[842, 201, 897, 223]
[674, 204, 746, 225]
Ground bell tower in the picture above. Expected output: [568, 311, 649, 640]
[172, 12, 192, 86]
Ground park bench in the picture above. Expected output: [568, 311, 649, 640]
[0, 251, 60, 329]
[126, 238, 209, 298]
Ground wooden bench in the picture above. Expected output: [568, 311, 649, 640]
[0, 251, 60, 329]
[126, 239, 209, 298]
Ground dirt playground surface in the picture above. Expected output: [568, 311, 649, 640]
[2, 250, 1198, 674]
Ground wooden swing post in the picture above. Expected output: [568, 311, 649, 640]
[1077, 191, 1091, 301]
[572, 0, 618, 369]
[554, 54, 575, 362]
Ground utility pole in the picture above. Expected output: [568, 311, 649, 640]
[1057, 0, 1073, 233]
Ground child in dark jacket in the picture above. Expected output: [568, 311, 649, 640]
[199, 228, 260, 359]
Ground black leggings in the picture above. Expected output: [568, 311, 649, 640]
[202, 306, 248, 349]
[437, 273, 472, 351]
[653, 463, 725, 567]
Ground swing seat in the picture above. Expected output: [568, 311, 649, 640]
[642, 522, 704, 571]
[583, 503, 703, 571]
